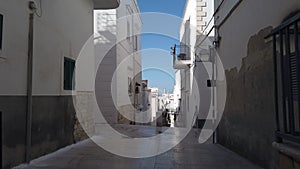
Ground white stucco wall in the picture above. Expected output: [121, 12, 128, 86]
[215, 0, 300, 70]
[94, 0, 142, 123]
[202, 0, 215, 36]
[178, 0, 217, 125]
[173, 70, 181, 110]
[180, 0, 195, 118]
[116, 0, 142, 107]
[0, 0, 94, 96]
[0, 0, 29, 95]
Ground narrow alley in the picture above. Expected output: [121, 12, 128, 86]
[14, 126, 261, 169]
[1, 0, 300, 169]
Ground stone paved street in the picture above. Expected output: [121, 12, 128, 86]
[14, 125, 263, 169]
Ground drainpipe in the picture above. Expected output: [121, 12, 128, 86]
[26, 2, 35, 163]
[132, 13, 136, 125]
[210, 46, 217, 144]
[1, 111, 2, 168]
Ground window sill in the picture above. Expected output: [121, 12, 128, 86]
[0, 55, 6, 61]
[273, 142, 300, 162]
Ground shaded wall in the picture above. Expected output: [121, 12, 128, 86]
[1, 96, 76, 169]
[217, 27, 278, 169]
[214, 1, 300, 169]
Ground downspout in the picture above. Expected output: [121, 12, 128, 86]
[26, 2, 35, 163]
[1, 111, 2, 169]
[210, 46, 217, 144]
[132, 12, 136, 125]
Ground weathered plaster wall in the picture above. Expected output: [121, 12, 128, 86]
[73, 91, 95, 142]
[217, 27, 279, 169]
[1, 97, 27, 169]
[1, 96, 76, 169]
[31, 96, 76, 159]
[215, 0, 300, 71]
[214, 1, 300, 169]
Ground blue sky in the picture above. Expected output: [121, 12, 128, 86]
[137, 0, 186, 94]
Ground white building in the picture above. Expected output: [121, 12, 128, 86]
[136, 80, 151, 125]
[0, 0, 119, 168]
[173, 70, 181, 110]
[149, 87, 159, 126]
[158, 91, 175, 112]
[173, 0, 215, 128]
[94, 0, 142, 125]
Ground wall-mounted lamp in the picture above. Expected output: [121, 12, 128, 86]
[29, 1, 37, 11]
[213, 36, 221, 48]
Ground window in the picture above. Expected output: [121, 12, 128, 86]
[0, 14, 3, 50]
[64, 57, 75, 90]
[271, 12, 300, 143]
[126, 5, 132, 42]
[135, 82, 140, 94]
[207, 80, 216, 87]
[134, 35, 138, 51]
[128, 77, 132, 94]
[127, 21, 131, 41]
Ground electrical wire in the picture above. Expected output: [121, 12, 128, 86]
[200, 0, 225, 35]
[194, 0, 225, 49]
[194, 0, 245, 62]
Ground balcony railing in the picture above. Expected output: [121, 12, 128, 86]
[171, 44, 192, 69]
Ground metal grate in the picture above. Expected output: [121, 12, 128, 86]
[290, 53, 299, 100]
[271, 12, 300, 143]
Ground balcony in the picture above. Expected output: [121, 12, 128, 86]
[171, 44, 192, 69]
[94, 0, 120, 9]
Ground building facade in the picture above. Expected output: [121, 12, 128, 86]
[213, 1, 300, 169]
[139, 80, 152, 125]
[0, 0, 119, 168]
[149, 87, 159, 126]
[178, 0, 300, 168]
[173, 70, 181, 114]
[174, 0, 215, 129]
[94, 0, 142, 125]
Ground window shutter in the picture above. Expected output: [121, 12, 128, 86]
[64, 57, 75, 90]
